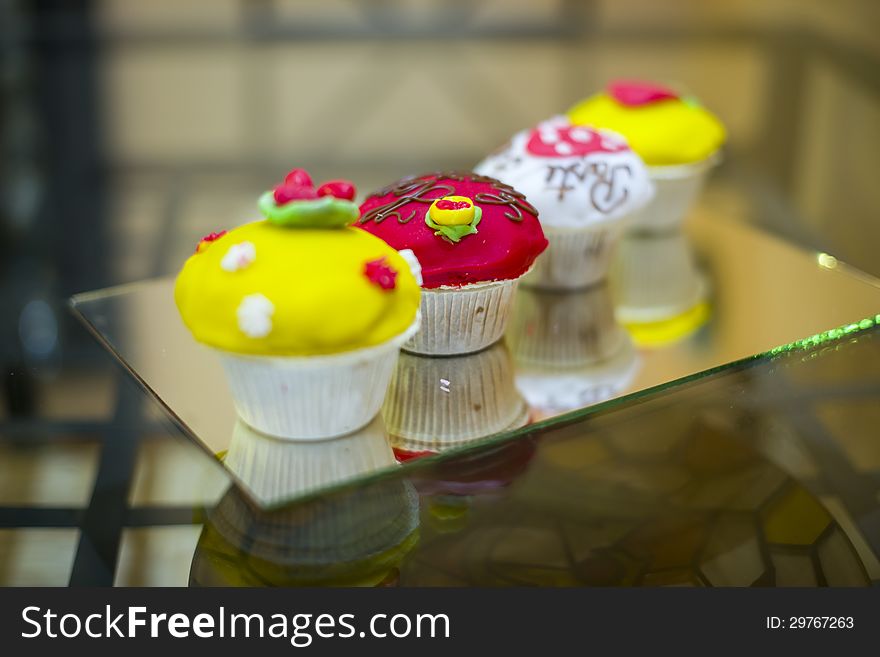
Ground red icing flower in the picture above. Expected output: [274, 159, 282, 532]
[364, 257, 397, 291]
[272, 168, 357, 205]
[608, 80, 678, 107]
[195, 230, 227, 253]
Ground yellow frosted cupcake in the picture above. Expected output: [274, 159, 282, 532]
[568, 80, 726, 232]
[175, 168, 421, 439]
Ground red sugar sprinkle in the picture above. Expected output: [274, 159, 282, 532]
[317, 180, 356, 201]
[195, 230, 227, 253]
[364, 257, 397, 291]
[274, 183, 319, 204]
[284, 168, 313, 188]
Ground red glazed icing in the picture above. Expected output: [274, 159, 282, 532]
[363, 257, 397, 291]
[525, 123, 629, 158]
[608, 80, 678, 107]
[358, 172, 547, 289]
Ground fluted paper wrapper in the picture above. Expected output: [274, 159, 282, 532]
[611, 232, 708, 324]
[507, 284, 626, 368]
[405, 279, 518, 356]
[626, 155, 719, 234]
[219, 321, 418, 440]
[383, 343, 529, 452]
[207, 478, 420, 570]
[522, 222, 626, 290]
[224, 417, 397, 507]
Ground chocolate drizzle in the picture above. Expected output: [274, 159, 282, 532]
[545, 161, 632, 214]
[359, 171, 537, 225]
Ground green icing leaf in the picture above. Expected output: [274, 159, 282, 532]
[259, 191, 359, 229]
[425, 206, 482, 244]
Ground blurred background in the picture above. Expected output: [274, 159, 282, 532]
[0, 0, 878, 585]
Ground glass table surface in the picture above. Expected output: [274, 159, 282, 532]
[68, 210, 880, 586]
[71, 211, 880, 508]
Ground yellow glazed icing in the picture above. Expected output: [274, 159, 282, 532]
[174, 221, 420, 356]
[567, 93, 726, 166]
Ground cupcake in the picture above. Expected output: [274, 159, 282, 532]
[568, 80, 726, 233]
[507, 284, 639, 418]
[174, 168, 421, 440]
[382, 342, 529, 453]
[475, 115, 653, 289]
[358, 171, 547, 355]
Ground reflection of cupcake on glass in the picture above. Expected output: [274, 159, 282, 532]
[223, 416, 397, 508]
[190, 478, 419, 587]
[382, 342, 528, 454]
[406, 438, 537, 535]
[174, 169, 421, 440]
[611, 231, 711, 347]
[475, 116, 653, 289]
[358, 172, 547, 355]
[506, 284, 639, 418]
[569, 80, 726, 233]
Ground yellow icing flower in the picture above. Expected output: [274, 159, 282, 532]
[174, 221, 421, 356]
[568, 81, 726, 166]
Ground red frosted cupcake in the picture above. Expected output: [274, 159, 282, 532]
[358, 171, 547, 355]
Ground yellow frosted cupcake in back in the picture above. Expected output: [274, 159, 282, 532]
[174, 168, 421, 440]
[568, 80, 726, 232]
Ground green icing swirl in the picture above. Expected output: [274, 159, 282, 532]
[259, 191, 359, 229]
[425, 206, 482, 244]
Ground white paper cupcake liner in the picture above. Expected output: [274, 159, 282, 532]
[218, 320, 419, 440]
[515, 335, 640, 416]
[383, 342, 529, 451]
[626, 154, 719, 234]
[507, 283, 627, 368]
[223, 416, 398, 507]
[521, 222, 626, 290]
[404, 278, 519, 356]
[611, 231, 709, 324]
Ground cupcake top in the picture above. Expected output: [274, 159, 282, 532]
[174, 168, 421, 356]
[474, 115, 654, 228]
[357, 171, 548, 289]
[567, 80, 726, 166]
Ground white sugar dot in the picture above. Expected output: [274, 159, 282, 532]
[569, 128, 592, 143]
[221, 241, 256, 272]
[237, 293, 274, 338]
[554, 141, 574, 155]
[397, 249, 423, 286]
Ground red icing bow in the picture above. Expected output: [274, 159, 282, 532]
[608, 80, 678, 107]
[364, 257, 397, 291]
[273, 168, 356, 205]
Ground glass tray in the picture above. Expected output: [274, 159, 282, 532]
[71, 212, 880, 507]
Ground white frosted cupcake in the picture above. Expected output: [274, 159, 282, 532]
[568, 80, 726, 234]
[358, 172, 547, 355]
[475, 116, 653, 289]
[506, 284, 639, 418]
[382, 342, 528, 454]
[174, 168, 421, 440]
